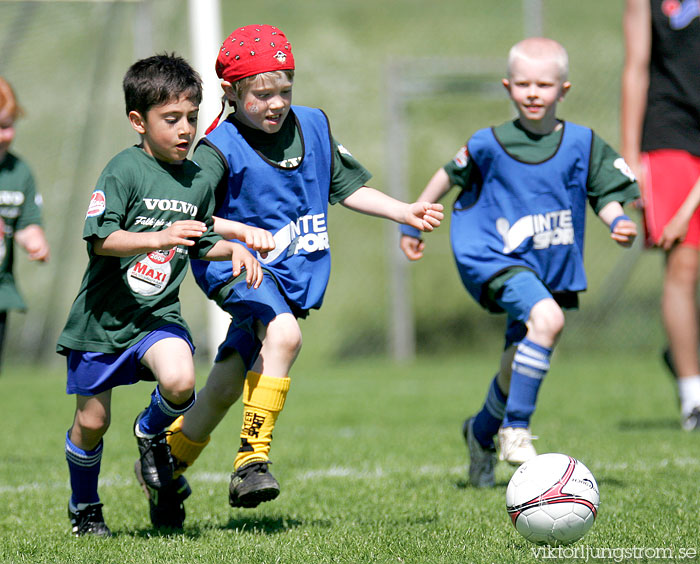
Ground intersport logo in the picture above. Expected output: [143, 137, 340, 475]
[496, 210, 574, 254]
[260, 213, 329, 264]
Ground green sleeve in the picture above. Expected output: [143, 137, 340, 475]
[192, 142, 227, 190]
[193, 141, 229, 217]
[587, 134, 641, 214]
[15, 170, 43, 230]
[83, 172, 129, 244]
[444, 144, 479, 191]
[329, 137, 372, 205]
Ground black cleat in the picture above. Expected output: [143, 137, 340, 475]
[134, 411, 174, 490]
[68, 503, 112, 537]
[150, 475, 192, 529]
[135, 461, 191, 529]
[229, 461, 280, 508]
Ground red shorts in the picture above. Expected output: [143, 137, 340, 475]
[642, 149, 700, 248]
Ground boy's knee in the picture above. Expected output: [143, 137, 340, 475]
[75, 411, 110, 437]
[527, 300, 565, 341]
[266, 316, 303, 356]
[156, 366, 196, 404]
[160, 378, 196, 405]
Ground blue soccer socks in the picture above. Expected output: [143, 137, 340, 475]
[135, 386, 195, 437]
[65, 432, 102, 506]
[503, 338, 552, 428]
[472, 376, 507, 448]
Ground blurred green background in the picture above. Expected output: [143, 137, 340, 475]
[0, 0, 666, 368]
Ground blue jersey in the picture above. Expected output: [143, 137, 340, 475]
[191, 106, 333, 311]
[450, 122, 593, 308]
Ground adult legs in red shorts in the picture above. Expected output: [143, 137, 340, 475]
[643, 149, 700, 430]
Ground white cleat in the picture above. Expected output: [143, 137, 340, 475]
[498, 426, 537, 466]
[682, 407, 700, 431]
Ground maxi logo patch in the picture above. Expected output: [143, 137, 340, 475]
[127, 249, 176, 296]
[86, 190, 106, 218]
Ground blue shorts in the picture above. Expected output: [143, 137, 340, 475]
[215, 274, 302, 369]
[495, 271, 553, 348]
[65, 325, 194, 396]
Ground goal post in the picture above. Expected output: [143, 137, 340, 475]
[384, 56, 507, 362]
[186, 0, 230, 362]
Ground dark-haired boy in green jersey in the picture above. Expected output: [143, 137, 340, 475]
[57, 53, 263, 536]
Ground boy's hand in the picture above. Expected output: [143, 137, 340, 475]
[405, 202, 444, 232]
[24, 239, 50, 262]
[231, 244, 264, 289]
[610, 217, 638, 248]
[157, 220, 207, 249]
[400, 234, 425, 261]
[658, 213, 690, 251]
[14, 224, 50, 262]
[240, 225, 275, 258]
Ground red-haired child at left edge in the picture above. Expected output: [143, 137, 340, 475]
[138, 25, 444, 528]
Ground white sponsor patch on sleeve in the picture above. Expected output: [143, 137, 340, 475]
[337, 143, 353, 157]
[453, 146, 469, 168]
[86, 190, 106, 218]
[613, 157, 636, 182]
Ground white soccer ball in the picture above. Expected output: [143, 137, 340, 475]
[505, 453, 599, 546]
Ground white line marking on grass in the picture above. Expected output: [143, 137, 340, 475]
[297, 466, 388, 480]
[1, 457, 699, 495]
[591, 457, 700, 472]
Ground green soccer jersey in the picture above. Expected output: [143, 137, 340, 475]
[56, 146, 223, 355]
[192, 110, 372, 206]
[0, 152, 44, 312]
[444, 119, 640, 214]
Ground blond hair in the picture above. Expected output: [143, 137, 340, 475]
[507, 38, 569, 81]
[231, 69, 295, 98]
[0, 77, 24, 119]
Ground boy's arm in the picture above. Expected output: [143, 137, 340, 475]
[415, 167, 454, 204]
[620, 0, 651, 185]
[399, 167, 453, 260]
[92, 220, 207, 257]
[14, 224, 50, 262]
[340, 185, 443, 231]
[212, 216, 275, 258]
[200, 239, 263, 289]
[598, 201, 638, 248]
[657, 175, 700, 251]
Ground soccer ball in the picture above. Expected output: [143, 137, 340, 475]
[505, 453, 599, 546]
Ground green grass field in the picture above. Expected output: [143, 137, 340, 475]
[1, 349, 698, 564]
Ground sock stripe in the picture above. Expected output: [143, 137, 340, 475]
[513, 351, 550, 372]
[518, 342, 550, 359]
[155, 386, 197, 418]
[511, 364, 547, 380]
[65, 438, 102, 468]
[503, 338, 552, 427]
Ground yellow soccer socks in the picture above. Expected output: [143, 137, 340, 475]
[234, 371, 290, 470]
[167, 415, 211, 478]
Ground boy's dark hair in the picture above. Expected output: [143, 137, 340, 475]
[123, 53, 202, 117]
